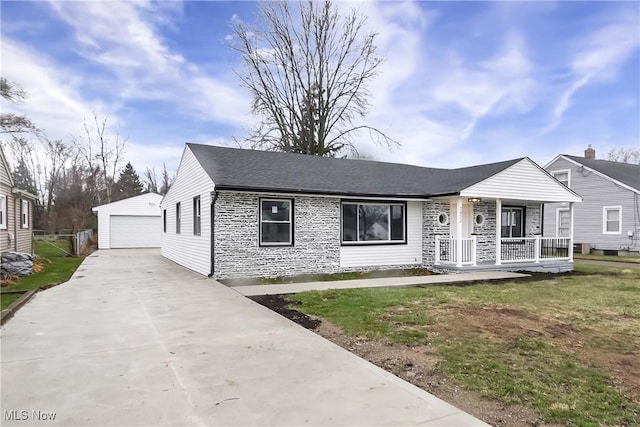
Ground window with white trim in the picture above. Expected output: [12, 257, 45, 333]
[163, 209, 167, 233]
[193, 196, 201, 236]
[551, 170, 570, 188]
[557, 209, 570, 237]
[501, 206, 524, 238]
[0, 194, 6, 229]
[603, 206, 621, 234]
[21, 199, 29, 228]
[342, 202, 405, 244]
[260, 198, 293, 246]
[176, 202, 181, 234]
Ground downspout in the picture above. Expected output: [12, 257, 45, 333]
[207, 190, 219, 278]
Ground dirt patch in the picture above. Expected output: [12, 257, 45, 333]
[425, 304, 640, 402]
[250, 295, 320, 329]
[315, 321, 545, 427]
[253, 295, 547, 427]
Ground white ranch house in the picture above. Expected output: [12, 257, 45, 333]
[161, 144, 581, 279]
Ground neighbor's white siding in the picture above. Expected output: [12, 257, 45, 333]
[544, 156, 640, 252]
[340, 201, 423, 268]
[461, 158, 582, 203]
[161, 146, 214, 276]
[92, 193, 162, 249]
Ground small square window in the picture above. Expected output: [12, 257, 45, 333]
[551, 170, 570, 188]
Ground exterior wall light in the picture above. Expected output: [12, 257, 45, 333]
[468, 198, 482, 203]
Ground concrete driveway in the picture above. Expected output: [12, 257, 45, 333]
[1, 249, 487, 426]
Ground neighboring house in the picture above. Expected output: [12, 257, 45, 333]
[0, 146, 37, 255]
[161, 144, 582, 279]
[92, 193, 163, 249]
[544, 146, 640, 255]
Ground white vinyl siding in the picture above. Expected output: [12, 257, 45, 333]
[110, 216, 161, 248]
[544, 156, 638, 251]
[462, 158, 581, 202]
[602, 206, 621, 234]
[340, 201, 422, 268]
[161, 146, 214, 276]
[92, 193, 163, 249]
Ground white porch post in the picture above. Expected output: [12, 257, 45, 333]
[435, 236, 441, 265]
[534, 235, 540, 263]
[456, 197, 463, 267]
[496, 198, 502, 265]
[569, 202, 574, 262]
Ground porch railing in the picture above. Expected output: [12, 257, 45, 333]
[435, 236, 477, 266]
[501, 236, 571, 263]
[436, 235, 571, 267]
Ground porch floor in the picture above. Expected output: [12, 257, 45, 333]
[434, 260, 574, 274]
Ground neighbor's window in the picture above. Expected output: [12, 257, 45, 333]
[557, 209, 570, 237]
[603, 206, 621, 234]
[551, 170, 570, 188]
[342, 202, 405, 244]
[260, 198, 293, 246]
[501, 206, 524, 238]
[21, 199, 29, 228]
[0, 194, 6, 229]
[163, 209, 167, 233]
[193, 196, 201, 236]
[176, 202, 181, 234]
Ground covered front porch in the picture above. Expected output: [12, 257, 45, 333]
[430, 196, 576, 273]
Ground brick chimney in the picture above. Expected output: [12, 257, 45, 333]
[584, 145, 595, 159]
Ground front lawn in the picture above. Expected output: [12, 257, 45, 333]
[1, 238, 83, 310]
[574, 253, 640, 264]
[286, 264, 640, 426]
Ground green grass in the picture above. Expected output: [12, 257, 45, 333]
[287, 266, 640, 426]
[1, 238, 83, 310]
[574, 253, 640, 264]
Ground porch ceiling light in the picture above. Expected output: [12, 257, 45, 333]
[468, 197, 482, 203]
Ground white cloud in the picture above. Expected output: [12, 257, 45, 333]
[547, 11, 640, 131]
[47, 0, 252, 127]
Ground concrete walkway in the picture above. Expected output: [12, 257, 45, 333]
[234, 271, 528, 296]
[1, 249, 489, 426]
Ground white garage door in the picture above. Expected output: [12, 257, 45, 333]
[110, 215, 161, 248]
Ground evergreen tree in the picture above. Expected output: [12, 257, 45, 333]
[12, 156, 38, 195]
[113, 162, 144, 201]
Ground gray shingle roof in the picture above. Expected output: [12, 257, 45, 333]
[187, 143, 522, 198]
[564, 155, 640, 192]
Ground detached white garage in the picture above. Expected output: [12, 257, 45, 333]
[92, 193, 163, 249]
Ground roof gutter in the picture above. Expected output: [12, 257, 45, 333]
[207, 190, 219, 278]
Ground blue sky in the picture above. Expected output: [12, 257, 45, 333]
[1, 1, 638, 176]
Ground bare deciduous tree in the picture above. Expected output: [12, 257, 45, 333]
[144, 163, 173, 195]
[0, 77, 37, 134]
[607, 147, 640, 164]
[71, 112, 127, 203]
[230, 0, 396, 157]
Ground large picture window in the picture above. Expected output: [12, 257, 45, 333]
[260, 198, 293, 246]
[501, 206, 524, 238]
[342, 202, 405, 244]
[603, 206, 621, 234]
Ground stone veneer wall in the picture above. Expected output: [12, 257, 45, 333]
[524, 203, 542, 236]
[472, 201, 496, 263]
[422, 200, 451, 266]
[213, 192, 342, 279]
